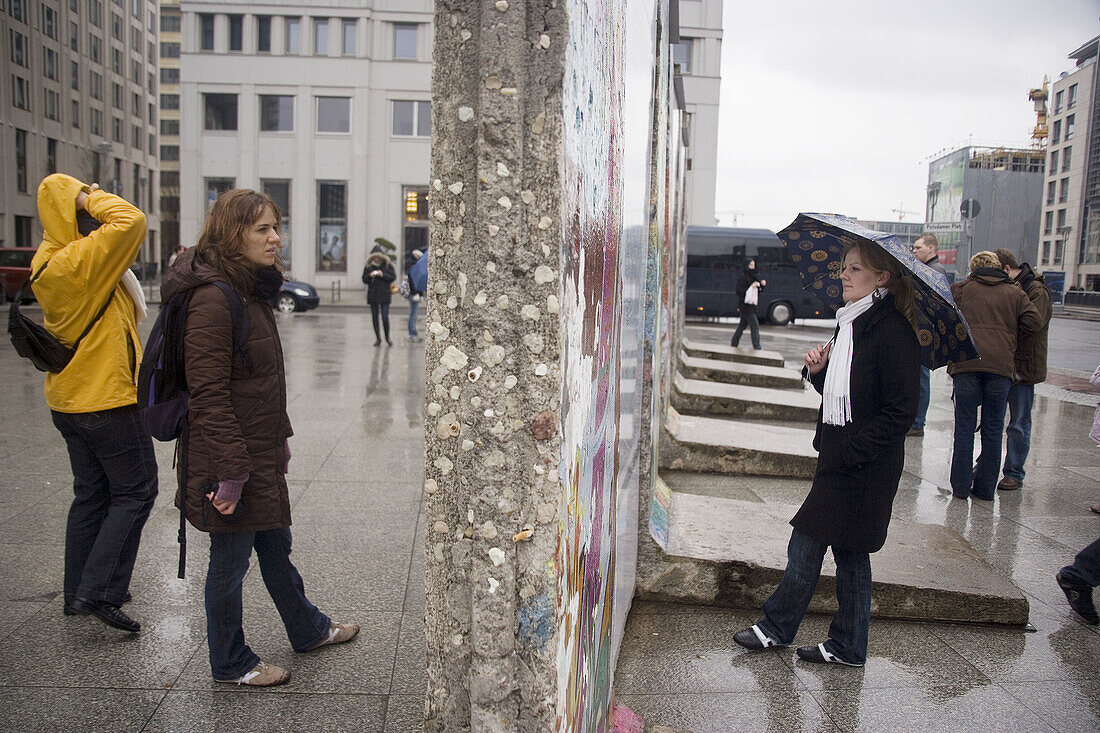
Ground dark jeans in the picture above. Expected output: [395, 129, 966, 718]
[52, 406, 158, 606]
[206, 527, 330, 680]
[1062, 536, 1100, 587]
[370, 303, 391, 343]
[950, 372, 1011, 499]
[912, 365, 931, 430]
[731, 308, 761, 350]
[407, 297, 420, 337]
[1002, 383, 1034, 481]
[756, 529, 872, 664]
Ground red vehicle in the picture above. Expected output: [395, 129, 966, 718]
[0, 248, 35, 302]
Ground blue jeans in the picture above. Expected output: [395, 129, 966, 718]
[407, 296, 420, 336]
[912, 365, 931, 430]
[1062, 536, 1100, 587]
[206, 527, 330, 680]
[756, 529, 872, 664]
[950, 372, 1011, 499]
[370, 303, 390, 343]
[51, 406, 158, 606]
[1002, 383, 1034, 481]
[731, 308, 761, 350]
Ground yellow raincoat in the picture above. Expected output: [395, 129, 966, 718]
[31, 174, 146, 413]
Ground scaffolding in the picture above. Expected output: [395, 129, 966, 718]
[966, 146, 1046, 173]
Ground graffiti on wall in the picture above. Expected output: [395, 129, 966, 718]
[556, 0, 656, 730]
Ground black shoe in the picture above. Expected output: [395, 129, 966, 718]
[733, 625, 786, 650]
[69, 597, 141, 633]
[796, 642, 864, 667]
[64, 591, 130, 616]
[906, 428, 924, 437]
[386, 339, 393, 346]
[1057, 571, 1099, 624]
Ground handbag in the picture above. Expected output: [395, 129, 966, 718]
[7, 261, 116, 373]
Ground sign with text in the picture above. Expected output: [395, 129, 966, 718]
[925, 222, 964, 233]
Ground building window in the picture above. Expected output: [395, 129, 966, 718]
[1065, 114, 1075, 141]
[1068, 83, 1077, 109]
[148, 102, 155, 123]
[262, 179, 291, 265]
[112, 116, 123, 142]
[342, 19, 355, 55]
[71, 99, 80, 127]
[199, 13, 214, 51]
[111, 11, 121, 40]
[256, 16, 271, 52]
[130, 59, 140, 84]
[403, 186, 429, 254]
[15, 216, 33, 246]
[88, 0, 101, 27]
[1051, 119, 1061, 144]
[160, 144, 178, 161]
[160, 41, 179, 58]
[393, 23, 417, 59]
[392, 100, 430, 136]
[316, 96, 349, 133]
[43, 48, 58, 80]
[1047, 180, 1056, 206]
[204, 177, 235, 211]
[1050, 149, 1059, 172]
[1059, 178, 1069, 204]
[160, 119, 178, 135]
[1057, 209, 1067, 232]
[313, 18, 327, 54]
[204, 93, 238, 130]
[1053, 239, 1064, 266]
[89, 70, 102, 98]
[130, 0, 139, 19]
[40, 3, 57, 38]
[1063, 147, 1071, 171]
[160, 13, 179, 32]
[91, 107, 102, 135]
[9, 0, 25, 22]
[160, 67, 179, 84]
[228, 14, 242, 51]
[672, 38, 693, 74]
[10, 30, 27, 66]
[11, 75, 30, 110]
[112, 82, 123, 107]
[111, 47, 121, 73]
[44, 88, 59, 120]
[260, 95, 294, 131]
[132, 124, 141, 150]
[148, 71, 155, 93]
[160, 93, 178, 109]
[317, 181, 346, 272]
[285, 17, 300, 54]
[147, 39, 154, 64]
[160, 170, 179, 187]
[70, 20, 79, 50]
[1043, 211, 1053, 235]
[71, 60, 80, 89]
[15, 129, 27, 192]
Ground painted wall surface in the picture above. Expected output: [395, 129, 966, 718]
[556, 0, 655, 729]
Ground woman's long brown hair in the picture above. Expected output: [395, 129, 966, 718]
[842, 240, 917, 332]
[194, 189, 283, 294]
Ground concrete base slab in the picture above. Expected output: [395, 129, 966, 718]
[659, 407, 818, 478]
[679, 351, 803, 390]
[637, 491, 1029, 627]
[681, 337, 785, 368]
[672, 372, 820, 422]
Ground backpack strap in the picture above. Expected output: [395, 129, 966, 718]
[212, 281, 252, 372]
[21, 259, 117, 352]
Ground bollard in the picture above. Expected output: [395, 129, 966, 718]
[330, 280, 341, 302]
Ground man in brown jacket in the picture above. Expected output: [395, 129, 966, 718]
[947, 251, 1041, 501]
[994, 248, 1052, 491]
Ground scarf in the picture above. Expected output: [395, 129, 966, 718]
[821, 288, 885, 426]
[253, 267, 284, 301]
[120, 269, 148, 324]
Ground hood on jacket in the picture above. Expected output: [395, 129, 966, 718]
[969, 267, 1011, 285]
[161, 247, 229, 302]
[365, 252, 390, 268]
[36, 174, 92, 252]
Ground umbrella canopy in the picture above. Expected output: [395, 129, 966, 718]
[777, 213, 978, 370]
[408, 248, 428, 292]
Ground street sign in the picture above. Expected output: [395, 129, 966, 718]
[924, 222, 964, 233]
[960, 199, 981, 219]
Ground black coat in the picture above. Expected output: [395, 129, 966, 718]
[791, 295, 920, 553]
[362, 253, 396, 305]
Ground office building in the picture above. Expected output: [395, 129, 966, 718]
[674, 0, 723, 226]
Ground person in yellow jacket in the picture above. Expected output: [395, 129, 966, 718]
[33, 174, 158, 633]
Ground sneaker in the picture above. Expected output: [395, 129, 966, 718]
[306, 622, 360, 651]
[217, 661, 291, 687]
[796, 642, 864, 667]
[733, 624, 787, 650]
[997, 476, 1022, 491]
[906, 428, 924, 437]
[1056, 571, 1099, 625]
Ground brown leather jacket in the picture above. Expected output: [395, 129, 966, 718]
[164, 249, 293, 533]
[948, 268, 1042, 379]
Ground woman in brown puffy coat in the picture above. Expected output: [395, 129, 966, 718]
[164, 189, 358, 686]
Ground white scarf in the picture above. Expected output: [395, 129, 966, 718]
[120, 269, 148, 324]
[821, 288, 885, 426]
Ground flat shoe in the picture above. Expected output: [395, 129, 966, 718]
[69, 597, 140, 633]
[997, 477, 1022, 491]
[796, 642, 864, 667]
[733, 624, 786, 650]
[216, 661, 290, 687]
[307, 621, 360, 650]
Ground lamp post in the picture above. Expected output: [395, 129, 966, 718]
[1057, 225, 1073, 287]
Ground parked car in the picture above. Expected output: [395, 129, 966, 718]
[271, 278, 319, 313]
[0, 247, 36, 302]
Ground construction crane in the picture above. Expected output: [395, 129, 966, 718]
[1029, 77, 1049, 147]
[890, 203, 922, 221]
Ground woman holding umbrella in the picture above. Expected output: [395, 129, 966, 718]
[733, 239, 920, 666]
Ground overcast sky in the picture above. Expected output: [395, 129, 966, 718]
[714, 0, 1100, 232]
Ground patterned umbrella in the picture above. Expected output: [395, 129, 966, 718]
[777, 212, 978, 370]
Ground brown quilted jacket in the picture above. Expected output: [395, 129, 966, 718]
[164, 249, 293, 533]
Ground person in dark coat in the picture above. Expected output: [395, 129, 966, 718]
[730, 259, 766, 350]
[403, 245, 426, 342]
[947, 251, 1041, 500]
[164, 189, 358, 687]
[908, 233, 947, 437]
[363, 247, 396, 346]
[734, 240, 920, 667]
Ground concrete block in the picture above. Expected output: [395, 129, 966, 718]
[678, 351, 803, 390]
[681, 337, 785, 367]
[659, 407, 818, 478]
[638, 492, 1029, 627]
[671, 372, 819, 422]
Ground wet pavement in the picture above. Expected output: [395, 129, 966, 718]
[0, 309, 1097, 732]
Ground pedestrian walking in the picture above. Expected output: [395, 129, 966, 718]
[733, 240, 920, 666]
[31, 174, 157, 633]
[363, 246, 396, 346]
[992, 248, 1052, 491]
[162, 189, 358, 686]
[404, 245, 426, 342]
[908, 233, 948, 437]
[730, 259, 766, 350]
[947, 251, 1041, 500]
